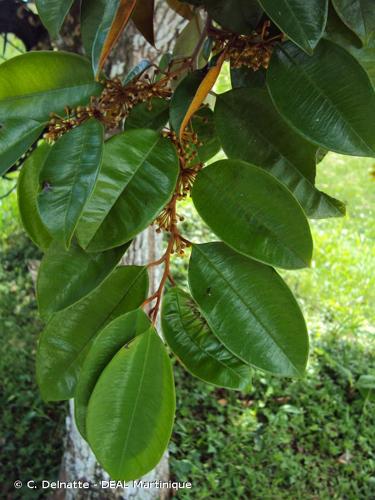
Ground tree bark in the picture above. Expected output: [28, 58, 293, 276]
[57, 3, 185, 499]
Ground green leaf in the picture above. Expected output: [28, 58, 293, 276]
[81, 0, 105, 57]
[324, 6, 375, 87]
[36, 266, 148, 401]
[0, 118, 45, 176]
[38, 119, 104, 248]
[171, 13, 206, 83]
[258, 0, 328, 54]
[36, 0, 74, 38]
[89, 0, 137, 76]
[0, 51, 101, 122]
[231, 66, 266, 89]
[17, 144, 52, 250]
[170, 70, 206, 133]
[74, 308, 151, 438]
[77, 129, 179, 252]
[190, 107, 221, 165]
[124, 98, 169, 131]
[37, 240, 130, 320]
[332, 0, 375, 47]
[215, 88, 345, 218]
[86, 328, 175, 481]
[188, 243, 309, 377]
[267, 40, 375, 157]
[202, 0, 263, 35]
[162, 287, 252, 389]
[192, 160, 313, 269]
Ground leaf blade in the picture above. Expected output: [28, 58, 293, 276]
[258, 0, 328, 54]
[192, 159, 313, 269]
[93, 0, 137, 76]
[132, 0, 155, 46]
[267, 40, 375, 156]
[77, 129, 179, 252]
[37, 240, 130, 320]
[0, 51, 102, 122]
[214, 88, 346, 218]
[188, 243, 309, 377]
[86, 328, 175, 481]
[162, 287, 252, 389]
[38, 119, 104, 247]
[0, 118, 45, 176]
[17, 144, 52, 250]
[179, 53, 225, 139]
[74, 308, 151, 438]
[36, 0, 74, 38]
[36, 266, 149, 401]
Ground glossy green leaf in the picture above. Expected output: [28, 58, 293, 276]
[192, 160, 313, 269]
[170, 70, 206, 133]
[231, 66, 266, 89]
[190, 107, 221, 165]
[171, 13, 206, 83]
[258, 0, 328, 54]
[86, 328, 175, 481]
[0, 118, 45, 176]
[81, 0, 105, 57]
[324, 6, 375, 87]
[162, 287, 252, 389]
[37, 240, 130, 320]
[0, 52, 101, 122]
[75, 308, 151, 438]
[215, 88, 345, 218]
[90, 0, 136, 76]
[267, 40, 375, 157]
[36, 266, 148, 401]
[77, 129, 179, 252]
[189, 243, 309, 377]
[200, 0, 263, 35]
[124, 98, 169, 131]
[332, 0, 375, 47]
[17, 144, 52, 250]
[36, 0, 74, 38]
[38, 119, 104, 247]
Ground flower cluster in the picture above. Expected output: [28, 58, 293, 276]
[44, 75, 172, 142]
[213, 21, 283, 71]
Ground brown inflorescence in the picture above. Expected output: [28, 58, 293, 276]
[213, 21, 283, 71]
[44, 74, 172, 142]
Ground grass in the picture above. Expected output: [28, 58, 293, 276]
[0, 181, 67, 498]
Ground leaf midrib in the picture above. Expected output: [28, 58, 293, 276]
[174, 292, 245, 380]
[118, 331, 152, 473]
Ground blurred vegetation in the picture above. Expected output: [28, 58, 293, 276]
[0, 182, 67, 498]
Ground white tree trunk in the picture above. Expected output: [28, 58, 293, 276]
[59, 228, 169, 500]
[57, 3, 185, 498]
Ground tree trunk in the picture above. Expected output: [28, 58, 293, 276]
[57, 3, 185, 499]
